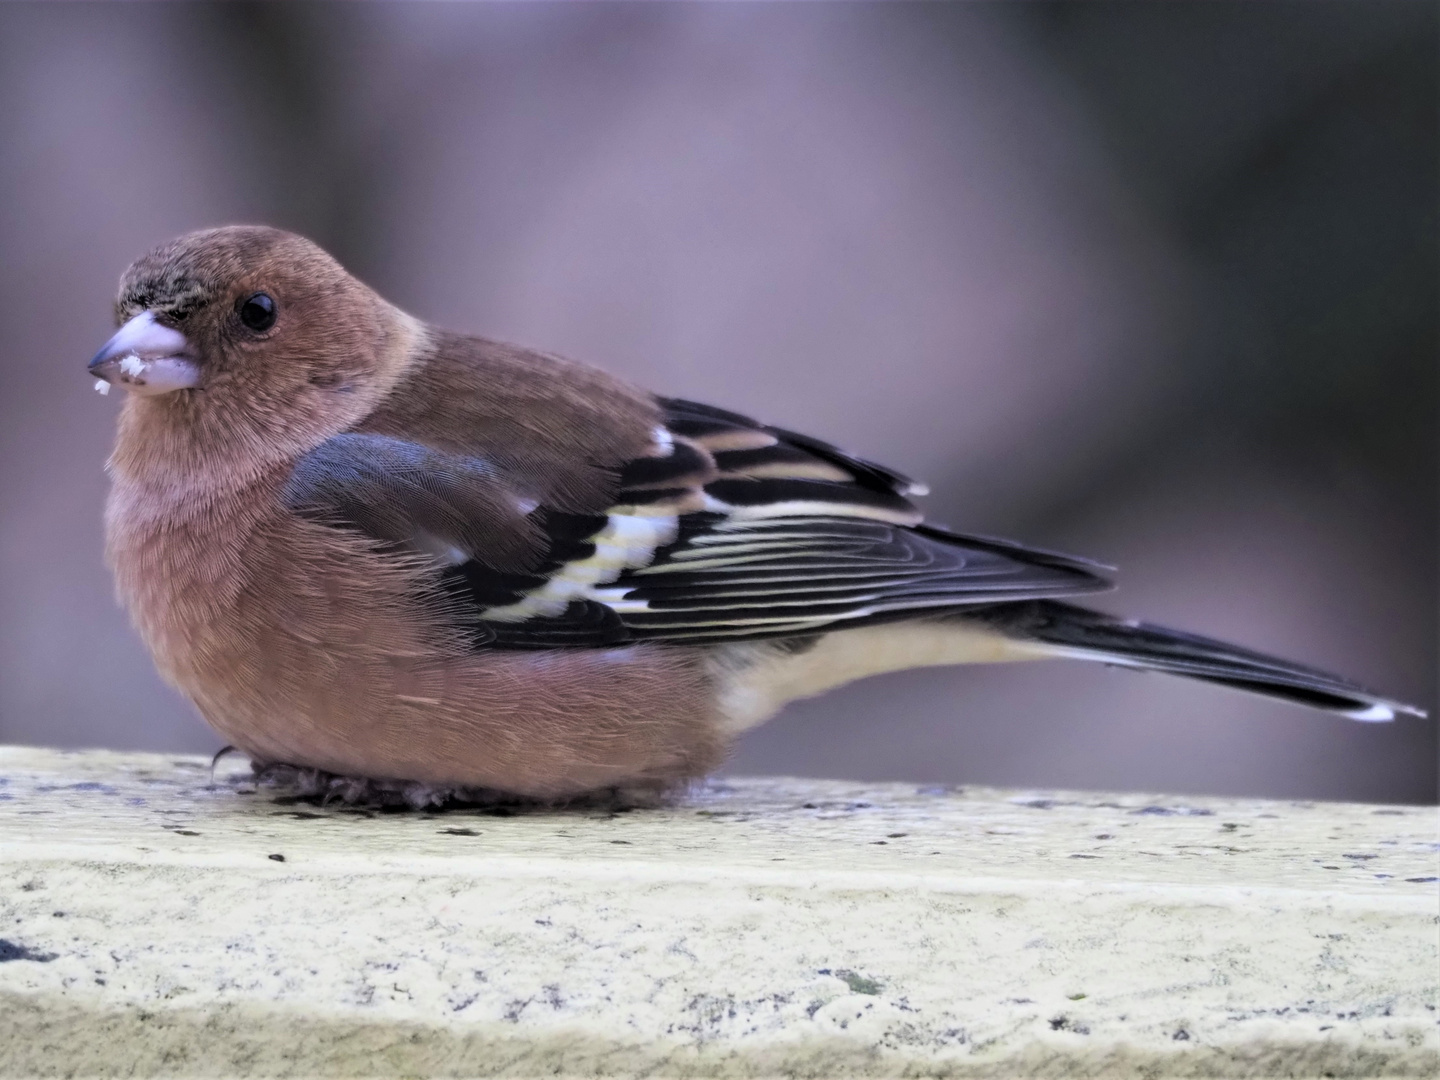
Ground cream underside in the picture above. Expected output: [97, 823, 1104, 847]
[708, 621, 1056, 735]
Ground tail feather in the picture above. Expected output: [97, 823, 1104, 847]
[975, 601, 1426, 722]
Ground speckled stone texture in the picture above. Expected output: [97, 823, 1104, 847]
[0, 746, 1435, 1078]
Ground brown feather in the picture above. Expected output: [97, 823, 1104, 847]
[358, 330, 662, 515]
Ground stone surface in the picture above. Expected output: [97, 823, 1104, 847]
[0, 745, 1435, 1078]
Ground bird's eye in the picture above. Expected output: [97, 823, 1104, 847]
[238, 292, 277, 333]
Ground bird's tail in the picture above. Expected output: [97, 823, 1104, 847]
[974, 600, 1426, 722]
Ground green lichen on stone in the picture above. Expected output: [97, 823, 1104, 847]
[835, 970, 883, 996]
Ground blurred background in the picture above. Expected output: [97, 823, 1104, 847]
[0, 1, 1434, 802]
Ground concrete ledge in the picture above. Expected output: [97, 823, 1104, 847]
[0, 746, 1435, 1078]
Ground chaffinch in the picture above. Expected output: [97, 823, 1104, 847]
[88, 227, 1423, 801]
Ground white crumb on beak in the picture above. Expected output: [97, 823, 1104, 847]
[94, 379, 110, 396]
[118, 353, 147, 377]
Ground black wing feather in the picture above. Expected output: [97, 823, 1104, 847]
[974, 601, 1424, 720]
[290, 412, 1114, 650]
[662, 397, 923, 495]
[603, 514, 1110, 646]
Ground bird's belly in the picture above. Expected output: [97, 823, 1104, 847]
[108, 483, 724, 797]
[196, 637, 725, 798]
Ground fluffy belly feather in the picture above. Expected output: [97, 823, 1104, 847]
[707, 620, 1051, 735]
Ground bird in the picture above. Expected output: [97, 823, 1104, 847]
[89, 225, 1423, 804]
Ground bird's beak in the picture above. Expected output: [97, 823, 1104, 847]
[88, 311, 200, 396]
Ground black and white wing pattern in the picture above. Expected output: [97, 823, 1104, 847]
[420, 398, 1113, 648]
[286, 399, 1112, 649]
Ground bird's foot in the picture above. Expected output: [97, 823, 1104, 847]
[247, 760, 683, 812]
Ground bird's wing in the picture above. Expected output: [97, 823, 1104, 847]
[281, 432, 545, 573]
[288, 401, 1114, 648]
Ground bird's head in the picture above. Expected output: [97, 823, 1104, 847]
[91, 226, 421, 483]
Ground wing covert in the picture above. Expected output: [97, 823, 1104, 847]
[282, 433, 545, 573]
